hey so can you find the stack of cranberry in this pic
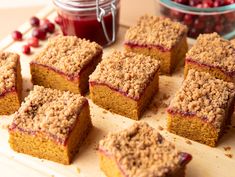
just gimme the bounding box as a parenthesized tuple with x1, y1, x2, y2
(161, 0, 235, 38)
(12, 16, 59, 55)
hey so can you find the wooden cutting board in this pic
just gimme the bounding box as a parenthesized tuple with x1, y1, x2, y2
(0, 4, 234, 177)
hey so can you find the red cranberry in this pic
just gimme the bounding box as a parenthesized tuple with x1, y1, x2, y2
(215, 24, 224, 33)
(27, 37, 39, 47)
(224, 0, 235, 5)
(189, 28, 199, 38)
(12, 31, 22, 41)
(41, 19, 50, 25)
(41, 22, 55, 34)
(30, 16, 40, 27)
(55, 16, 62, 25)
(193, 18, 204, 29)
(22, 45, 31, 54)
(189, 0, 202, 6)
(183, 14, 194, 25)
(179, 152, 192, 166)
(32, 28, 47, 40)
(174, 0, 189, 4)
(213, 0, 222, 7)
(202, 0, 214, 7)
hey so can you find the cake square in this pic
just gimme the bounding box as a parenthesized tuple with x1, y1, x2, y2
(124, 15, 188, 74)
(185, 33, 235, 83)
(98, 122, 192, 177)
(9, 86, 92, 164)
(167, 69, 235, 147)
(30, 36, 102, 95)
(89, 51, 160, 120)
(0, 52, 22, 115)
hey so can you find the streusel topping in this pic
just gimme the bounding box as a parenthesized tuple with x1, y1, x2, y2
(124, 15, 188, 50)
(32, 36, 102, 76)
(168, 69, 235, 130)
(186, 33, 235, 73)
(0, 52, 19, 94)
(99, 122, 183, 177)
(11, 86, 87, 143)
(89, 51, 160, 99)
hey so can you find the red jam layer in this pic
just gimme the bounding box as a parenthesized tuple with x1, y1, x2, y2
(186, 58, 235, 77)
(30, 51, 102, 81)
(124, 42, 170, 52)
(9, 99, 88, 146)
(58, 10, 120, 46)
(0, 87, 16, 98)
(98, 147, 192, 176)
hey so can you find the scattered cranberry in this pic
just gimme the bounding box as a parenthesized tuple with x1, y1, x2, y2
(41, 19, 50, 25)
(179, 152, 192, 166)
(22, 45, 31, 54)
(41, 22, 55, 33)
(30, 16, 40, 27)
(55, 16, 62, 25)
(32, 28, 47, 40)
(12, 31, 22, 41)
(27, 37, 39, 47)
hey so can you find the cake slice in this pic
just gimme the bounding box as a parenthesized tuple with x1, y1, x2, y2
(9, 86, 92, 164)
(167, 69, 235, 147)
(124, 15, 188, 74)
(98, 122, 192, 177)
(30, 36, 102, 95)
(89, 51, 160, 120)
(0, 52, 22, 115)
(185, 33, 235, 83)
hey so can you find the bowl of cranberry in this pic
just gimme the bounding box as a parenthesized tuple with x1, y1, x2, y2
(158, 0, 235, 39)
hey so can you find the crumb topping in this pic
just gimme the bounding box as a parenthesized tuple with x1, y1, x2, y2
(125, 15, 188, 49)
(168, 69, 235, 130)
(0, 52, 19, 94)
(186, 33, 235, 73)
(32, 36, 102, 76)
(89, 51, 160, 99)
(11, 86, 87, 142)
(99, 122, 183, 177)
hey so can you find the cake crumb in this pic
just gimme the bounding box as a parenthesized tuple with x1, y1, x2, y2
(223, 146, 231, 151)
(225, 154, 233, 158)
(102, 110, 108, 114)
(76, 167, 80, 174)
(158, 125, 164, 131)
(186, 140, 192, 145)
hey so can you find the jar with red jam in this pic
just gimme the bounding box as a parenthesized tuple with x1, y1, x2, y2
(53, 0, 120, 46)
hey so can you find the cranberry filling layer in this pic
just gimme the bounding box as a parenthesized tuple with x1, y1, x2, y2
(0, 87, 16, 98)
(124, 42, 170, 52)
(186, 58, 235, 77)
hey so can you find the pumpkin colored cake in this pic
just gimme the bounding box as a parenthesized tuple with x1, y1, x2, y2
(124, 15, 188, 74)
(0, 52, 22, 115)
(167, 69, 235, 147)
(30, 36, 102, 95)
(185, 33, 235, 83)
(9, 86, 92, 164)
(89, 51, 160, 120)
(98, 122, 192, 177)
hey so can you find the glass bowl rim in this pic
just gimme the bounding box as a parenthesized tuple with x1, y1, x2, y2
(159, 0, 235, 14)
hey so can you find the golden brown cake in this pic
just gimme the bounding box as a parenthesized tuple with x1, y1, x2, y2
(0, 52, 22, 115)
(124, 15, 188, 74)
(98, 122, 192, 177)
(89, 51, 160, 120)
(231, 39, 235, 47)
(185, 33, 235, 83)
(167, 69, 235, 147)
(30, 36, 102, 95)
(9, 86, 92, 164)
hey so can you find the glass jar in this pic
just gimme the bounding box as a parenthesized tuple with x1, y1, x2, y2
(53, 0, 120, 46)
(157, 0, 235, 39)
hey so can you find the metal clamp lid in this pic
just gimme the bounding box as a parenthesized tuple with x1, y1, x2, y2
(96, 0, 117, 46)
